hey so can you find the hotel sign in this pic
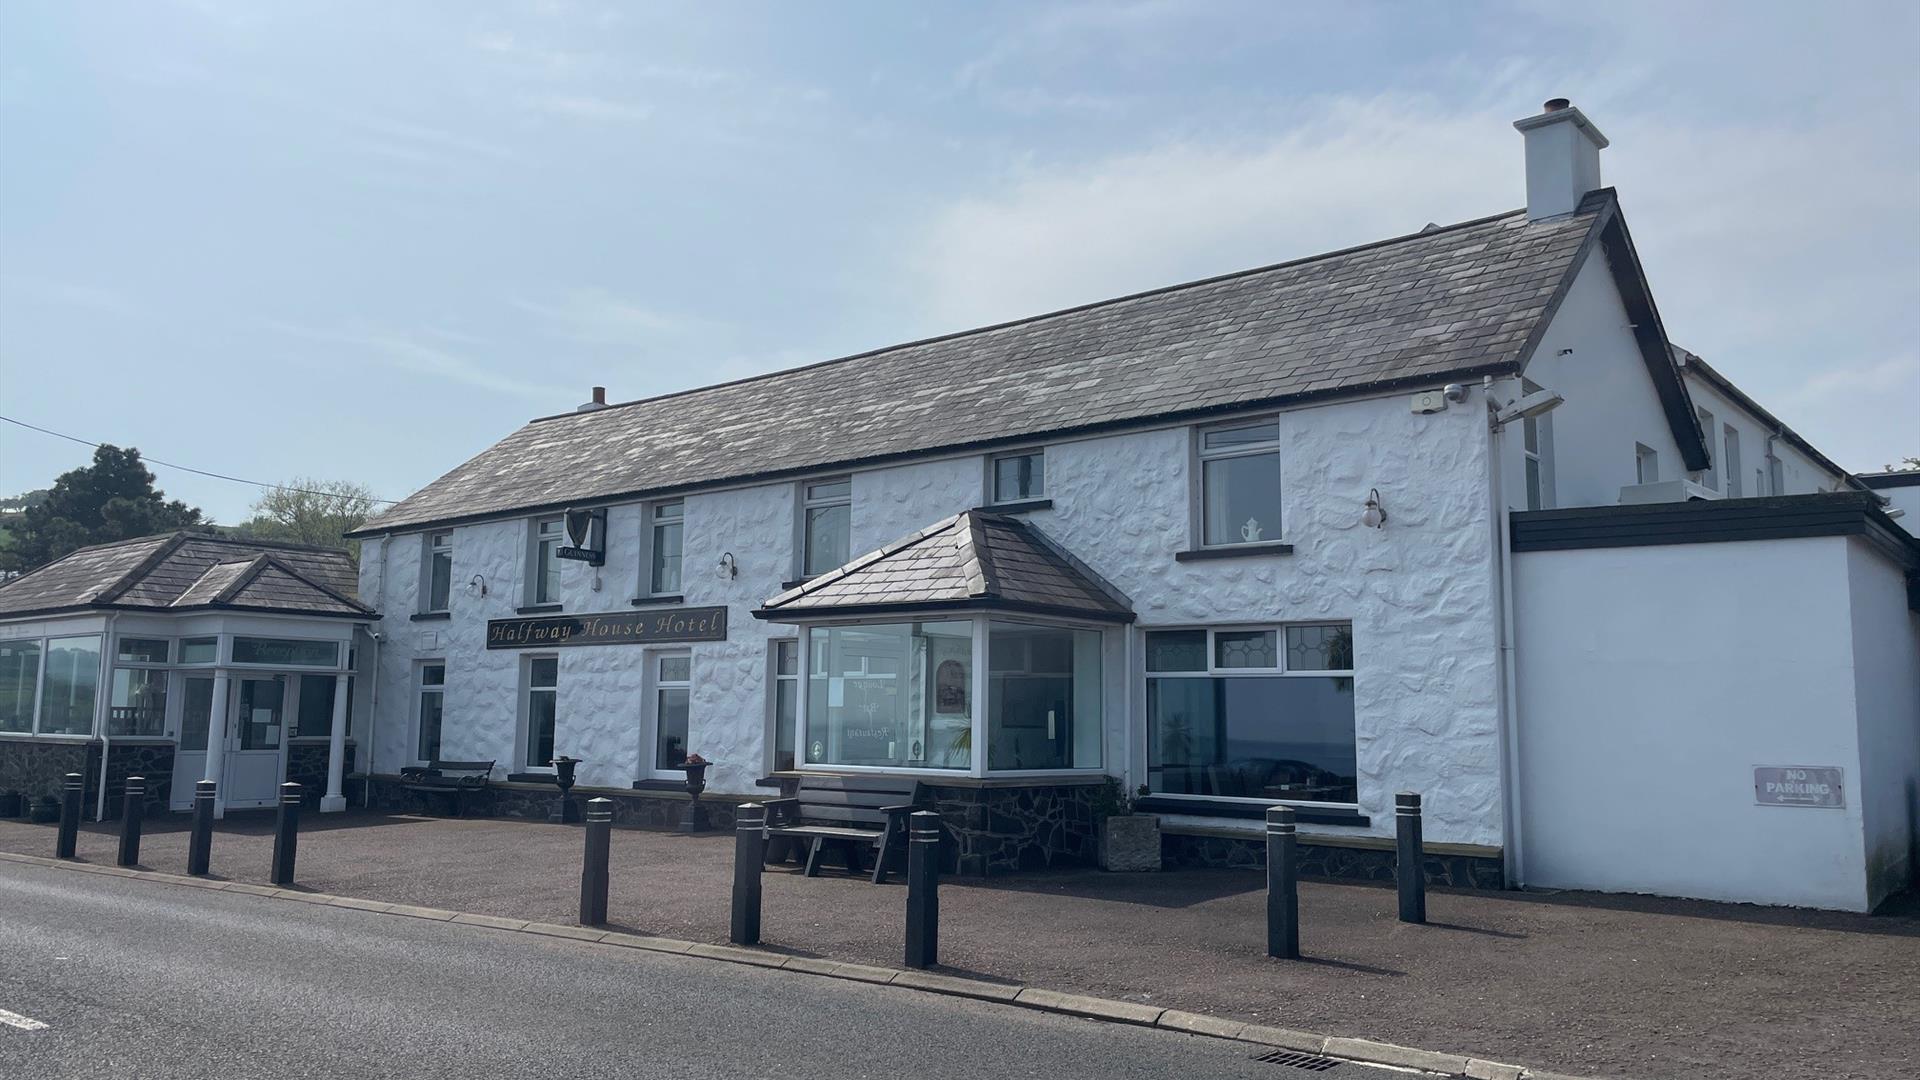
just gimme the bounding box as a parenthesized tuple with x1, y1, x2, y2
(486, 607, 728, 650)
(1753, 766, 1845, 809)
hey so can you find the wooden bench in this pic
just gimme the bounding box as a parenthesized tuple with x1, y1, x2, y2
(397, 760, 496, 817)
(763, 775, 922, 884)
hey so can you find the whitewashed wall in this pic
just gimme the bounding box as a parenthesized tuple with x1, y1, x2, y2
(1513, 536, 1885, 910)
(1845, 540, 1920, 907)
(1679, 374, 1841, 498)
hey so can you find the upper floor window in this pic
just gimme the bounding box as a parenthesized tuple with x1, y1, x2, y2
(424, 531, 453, 612)
(1198, 418, 1281, 546)
(1723, 425, 1743, 498)
(530, 516, 564, 606)
(1635, 443, 1659, 484)
(990, 450, 1045, 504)
(1695, 408, 1719, 490)
(800, 477, 851, 578)
(1521, 379, 1554, 510)
(647, 500, 685, 597)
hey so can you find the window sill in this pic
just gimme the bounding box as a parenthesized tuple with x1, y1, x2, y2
(515, 604, 563, 615)
(629, 595, 686, 608)
(409, 611, 451, 622)
(976, 498, 1053, 515)
(1173, 541, 1295, 562)
(1132, 795, 1368, 827)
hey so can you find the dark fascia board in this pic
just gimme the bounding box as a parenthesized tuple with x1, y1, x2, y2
(1511, 492, 1919, 571)
(1588, 202, 1713, 474)
(752, 596, 1135, 625)
(1678, 349, 1868, 493)
(1858, 470, 1920, 490)
(345, 359, 1521, 540)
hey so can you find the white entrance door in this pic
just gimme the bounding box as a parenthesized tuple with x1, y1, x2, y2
(225, 677, 288, 808)
(170, 676, 217, 811)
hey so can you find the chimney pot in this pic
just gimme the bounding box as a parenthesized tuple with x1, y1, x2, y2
(592, 386, 606, 405)
(1543, 97, 1570, 112)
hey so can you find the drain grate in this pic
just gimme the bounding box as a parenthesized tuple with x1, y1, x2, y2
(1252, 1048, 1343, 1071)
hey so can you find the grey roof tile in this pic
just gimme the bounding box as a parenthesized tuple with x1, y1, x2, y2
(0, 532, 372, 619)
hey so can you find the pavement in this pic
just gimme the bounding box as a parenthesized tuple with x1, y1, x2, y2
(0, 858, 1401, 1080)
(4, 810, 1917, 1080)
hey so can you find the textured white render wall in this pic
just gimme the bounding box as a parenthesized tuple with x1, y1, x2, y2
(1042, 393, 1505, 847)
(1845, 539, 1920, 906)
(1519, 253, 1684, 509)
(1514, 537, 1873, 910)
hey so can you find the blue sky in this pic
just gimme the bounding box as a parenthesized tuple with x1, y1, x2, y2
(2, 1, 1915, 522)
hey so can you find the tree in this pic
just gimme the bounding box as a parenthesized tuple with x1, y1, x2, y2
(1884, 456, 1920, 472)
(0, 446, 204, 574)
(235, 477, 379, 557)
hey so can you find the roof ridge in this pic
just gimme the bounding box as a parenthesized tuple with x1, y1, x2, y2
(210, 554, 276, 605)
(521, 206, 1532, 428)
(958, 511, 997, 599)
(249, 554, 375, 615)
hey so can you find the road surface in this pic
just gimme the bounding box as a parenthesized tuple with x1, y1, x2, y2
(0, 860, 1385, 1078)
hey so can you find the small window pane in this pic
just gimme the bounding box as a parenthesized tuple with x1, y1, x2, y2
(992, 452, 1044, 502)
(806, 479, 850, 502)
(231, 637, 339, 667)
(538, 518, 564, 537)
(1202, 452, 1282, 545)
(1524, 457, 1543, 510)
(525, 689, 556, 768)
(179, 637, 218, 665)
(178, 677, 214, 751)
(421, 663, 446, 687)
(655, 686, 690, 769)
(116, 638, 170, 664)
(530, 657, 558, 688)
(417, 688, 444, 762)
(659, 655, 691, 683)
(108, 667, 168, 736)
(1214, 630, 1277, 669)
(654, 500, 683, 522)
(295, 675, 337, 738)
(1285, 624, 1353, 671)
(651, 519, 684, 595)
(774, 639, 799, 676)
(38, 636, 101, 735)
(428, 548, 452, 611)
(1145, 630, 1208, 673)
(804, 504, 850, 576)
(0, 640, 40, 733)
(773, 680, 797, 772)
(1202, 421, 1278, 451)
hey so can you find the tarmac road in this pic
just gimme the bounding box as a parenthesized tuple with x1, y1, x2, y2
(0, 860, 1385, 1079)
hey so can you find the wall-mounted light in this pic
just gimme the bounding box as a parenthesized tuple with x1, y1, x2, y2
(466, 574, 488, 598)
(718, 552, 738, 580)
(1361, 488, 1388, 529)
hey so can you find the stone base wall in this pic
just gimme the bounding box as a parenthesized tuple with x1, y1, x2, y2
(924, 782, 1102, 877)
(287, 743, 356, 806)
(103, 742, 174, 818)
(0, 739, 173, 820)
(364, 774, 742, 831)
(1161, 831, 1504, 890)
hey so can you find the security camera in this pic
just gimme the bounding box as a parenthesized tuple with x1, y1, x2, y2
(1442, 383, 1469, 404)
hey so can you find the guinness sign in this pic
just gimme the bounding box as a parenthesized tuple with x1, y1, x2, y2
(558, 507, 606, 566)
(487, 607, 728, 650)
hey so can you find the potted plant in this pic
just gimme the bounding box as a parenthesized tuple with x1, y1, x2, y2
(1093, 777, 1161, 872)
(677, 753, 712, 833)
(549, 755, 582, 823)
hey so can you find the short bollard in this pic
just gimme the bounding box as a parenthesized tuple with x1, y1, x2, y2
(187, 780, 216, 876)
(117, 776, 147, 867)
(1395, 791, 1426, 924)
(904, 810, 941, 970)
(270, 782, 302, 886)
(579, 797, 612, 927)
(55, 772, 84, 859)
(731, 803, 766, 946)
(1266, 805, 1300, 959)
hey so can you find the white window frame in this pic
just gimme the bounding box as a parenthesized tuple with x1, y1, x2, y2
(528, 516, 565, 607)
(1520, 378, 1555, 510)
(795, 476, 852, 580)
(422, 530, 453, 613)
(0, 637, 48, 737)
(413, 661, 446, 764)
(638, 499, 686, 599)
(518, 653, 560, 773)
(766, 638, 800, 774)
(1635, 443, 1659, 485)
(1142, 622, 1358, 809)
(643, 649, 694, 779)
(33, 634, 105, 738)
(1193, 416, 1283, 549)
(1723, 424, 1743, 498)
(107, 635, 171, 738)
(986, 447, 1046, 506)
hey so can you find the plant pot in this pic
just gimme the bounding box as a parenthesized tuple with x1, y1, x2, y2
(1099, 813, 1162, 872)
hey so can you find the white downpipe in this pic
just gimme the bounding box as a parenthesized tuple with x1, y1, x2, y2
(361, 535, 389, 809)
(95, 614, 118, 822)
(1485, 375, 1527, 887)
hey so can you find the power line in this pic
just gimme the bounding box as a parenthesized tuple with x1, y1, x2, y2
(0, 413, 399, 505)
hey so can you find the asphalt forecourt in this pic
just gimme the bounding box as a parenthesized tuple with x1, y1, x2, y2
(3, 811, 1915, 1080)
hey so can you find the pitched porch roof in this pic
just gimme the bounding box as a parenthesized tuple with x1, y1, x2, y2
(0, 531, 374, 620)
(753, 512, 1133, 624)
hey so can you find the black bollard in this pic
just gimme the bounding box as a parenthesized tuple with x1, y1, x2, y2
(270, 782, 302, 886)
(1395, 791, 1426, 924)
(579, 797, 612, 927)
(730, 803, 766, 946)
(55, 772, 84, 859)
(187, 780, 216, 876)
(1266, 804, 1300, 959)
(117, 776, 146, 867)
(904, 810, 941, 970)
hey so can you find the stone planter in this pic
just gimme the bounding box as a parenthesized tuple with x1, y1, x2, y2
(1099, 813, 1162, 872)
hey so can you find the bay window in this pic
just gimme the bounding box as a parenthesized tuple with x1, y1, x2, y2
(806, 621, 972, 770)
(985, 621, 1101, 770)
(1146, 624, 1357, 805)
(1198, 418, 1282, 547)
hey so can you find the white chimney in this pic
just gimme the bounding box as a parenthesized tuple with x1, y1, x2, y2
(1513, 97, 1609, 221)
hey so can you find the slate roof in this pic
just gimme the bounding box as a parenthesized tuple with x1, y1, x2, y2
(0, 532, 374, 620)
(753, 511, 1133, 623)
(355, 191, 1621, 537)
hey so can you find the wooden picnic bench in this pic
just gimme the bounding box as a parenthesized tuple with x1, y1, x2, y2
(763, 775, 922, 884)
(397, 759, 496, 817)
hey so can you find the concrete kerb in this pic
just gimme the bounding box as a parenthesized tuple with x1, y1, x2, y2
(0, 851, 1574, 1080)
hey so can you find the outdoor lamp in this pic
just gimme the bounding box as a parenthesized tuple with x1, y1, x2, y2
(719, 552, 738, 579)
(1362, 488, 1387, 529)
(466, 574, 488, 598)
